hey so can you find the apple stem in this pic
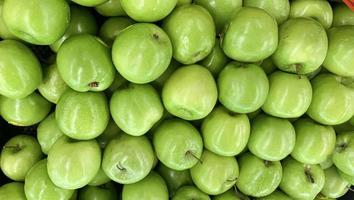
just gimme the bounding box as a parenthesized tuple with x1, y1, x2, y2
(88, 82, 99, 88)
(186, 151, 203, 164)
(116, 162, 126, 171)
(263, 160, 272, 167)
(295, 64, 302, 79)
(304, 165, 315, 184)
(3, 145, 21, 152)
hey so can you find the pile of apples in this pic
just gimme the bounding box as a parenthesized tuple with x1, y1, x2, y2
(0, 0, 354, 199)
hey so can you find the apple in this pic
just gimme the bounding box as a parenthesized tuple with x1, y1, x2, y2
(122, 171, 169, 200)
(0, 0, 16, 39)
(157, 163, 193, 195)
(332, 131, 354, 176)
(24, 159, 74, 200)
(105, 73, 128, 97)
(110, 83, 164, 136)
(0, 39, 42, 99)
(222, 7, 278, 62)
(243, 0, 290, 24)
(322, 26, 354, 77)
(291, 118, 336, 164)
(0, 182, 26, 200)
(332, 4, 354, 26)
(162, 65, 217, 120)
(255, 190, 292, 200)
(71, 0, 107, 7)
(334, 119, 354, 134)
(262, 71, 312, 118)
(248, 114, 295, 161)
(79, 182, 117, 200)
(321, 166, 350, 199)
(37, 113, 64, 154)
(96, 119, 121, 149)
(1, 135, 42, 181)
(201, 106, 250, 156)
(152, 59, 180, 89)
(95, 0, 126, 17)
(47, 136, 101, 190)
(320, 155, 334, 170)
(88, 167, 110, 186)
(163, 5, 215, 64)
(338, 170, 354, 185)
(153, 119, 203, 170)
(102, 133, 155, 184)
(190, 150, 239, 195)
(217, 62, 269, 113)
(99, 17, 134, 47)
(172, 185, 210, 200)
(280, 157, 325, 200)
(272, 18, 328, 74)
(57, 34, 115, 92)
(307, 74, 354, 125)
(177, 0, 191, 6)
(213, 189, 250, 200)
(260, 57, 276, 74)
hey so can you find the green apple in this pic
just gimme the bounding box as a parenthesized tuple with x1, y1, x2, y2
(162, 65, 217, 120)
(157, 163, 193, 195)
(248, 114, 296, 161)
(320, 155, 334, 170)
(190, 150, 239, 195)
(244, 0, 290, 24)
(110, 83, 163, 136)
(201, 106, 250, 156)
(177, 0, 191, 6)
(289, 0, 333, 29)
(262, 71, 312, 118)
(0, 40, 42, 99)
(222, 7, 278, 62)
(105, 73, 128, 97)
(88, 167, 110, 186)
(307, 74, 354, 125)
(321, 166, 350, 199)
(0, 92, 51, 126)
(163, 5, 215, 64)
(112, 23, 172, 83)
(0, 0, 16, 39)
(122, 171, 169, 200)
(332, 4, 354, 26)
(338, 170, 354, 185)
(47, 136, 101, 190)
(79, 182, 117, 200)
(2, 0, 69, 45)
(95, 0, 126, 17)
(218, 62, 269, 113)
(1, 135, 42, 181)
(280, 157, 325, 200)
(194, 0, 242, 33)
(272, 18, 328, 74)
(37, 113, 64, 154)
(0, 182, 26, 200)
(213, 189, 250, 200)
(70, 191, 77, 200)
(57, 34, 115, 92)
(260, 57, 276, 74)
(102, 133, 155, 184)
(172, 185, 210, 200)
(332, 131, 354, 176)
(71, 0, 107, 7)
(315, 194, 335, 200)
(152, 59, 180, 89)
(96, 119, 121, 149)
(291, 118, 336, 164)
(120, 0, 176, 22)
(99, 17, 134, 46)
(50, 5, 98, 52)
(255, 190, 292, 200)
(236, 152, 282, 197)
(25, 159, 74, 200)
(322, 26, 354, 77)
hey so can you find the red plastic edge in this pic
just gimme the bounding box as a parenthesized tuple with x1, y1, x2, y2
(343, 0, 354, 11)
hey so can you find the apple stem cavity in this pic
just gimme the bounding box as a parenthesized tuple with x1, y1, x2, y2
(336, 143, 348, 153)
(3, 144, 22, 152)
(263, 160, 272, 167)
(185, 150, 203, 164)
(295, 64, 302, 79)
(304, 165, 315, 184)
(88, 82, 99, 88)
(116, 162, 126, 171)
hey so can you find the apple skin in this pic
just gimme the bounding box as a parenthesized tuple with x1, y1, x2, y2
(338, 170, 354, 185)
(99, 17, 134, 47)
(213, 189, 250, 200)
(0, 40, 42, 99)
(172, 185, 210, 200)
(152, 59, 180, 89)
(217, 62, 269, 113)
(243, 0, 290, 24)
(177, 0, 191, 6)
(291, 118, 336, 165)
(71, 0, 107, 7)
(0, 182, 26, 200)
(260, 57, 276, 75)
(162, 65, 218, 120)
(280, 157, 325, 200)
(332, 4, 354, 26)
(153, 119, 203, 170)
(0, 0, 16, 39)
(24, 159, 74, 200)
(95, 0, 126, 17)
(201, 106, 250, 156)
(307, 74, 354, 125)
(163, 5, 215, 64)
(96, 119, 121, 149)
(248, 114, 296, 161)
(102, 133, 155, 184)
(332, 131, 354, 176)
(190, 150, 239, 195)
(1, 135, 42, 181)
(320, 155, 334, 170)
(47, 136, 101, 190)
(122, 171, 169, 200)
(321, 166, 350, 199)
(88, 167, 110, 186)
(37, 113, 64, 155)
(262, 71, 312, 118)
(255, 190, 292, 200)
(222, 7, 278, 63)
(272, 18, 328, 74)
(79, 182, 117, 200)
(322, 26, 354, 77)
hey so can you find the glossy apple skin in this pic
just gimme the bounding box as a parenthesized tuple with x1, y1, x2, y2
(262, 71, 312, 118)
(322, 26, 354, 77)
(280, 157, 325, 200)
(332, 131, 354, 176)
(218, 63, 269, 113)
(99, 17, 134, 47)
(102, 133, 155, 184)
(0, 182, 26, 200)
(0, 92, 51, 126)
(96, 119, 121, 149)
(291, 118, 336, 165)
(255, 190, 292, 200)
(321, 166, 350, 199)
(122, 171, 169, 200)
(0, 0, 16, 39)
(172, 185, 210, 200)
(213, 189, 250, 200)
(88, 167, 111, 186)
(0, 40, 42, 99)
(201, 106, 250, 156)
(163, 5, 215, 64)
(244, 0, 290, 24)
(37, 113, 64, 154)
(190, 150, 239, 195)
(95, 0, 126, 17)
(79, 182, 117, 200)
(332, 4, 354, 26)
(71, 0, 107, 7)
(25, 159, 74, 200)
(162, 65, 217, 120)
(248, 114, 296, 161)
(338, 170, 354, 185)
(2, 0, 69, 45)
(307, 74, 354, 125)
(57, 34, 115, 92)
(272, 18, 328, 74)
(1, 135, 42, 181)
(56, 89, 109, 140)
(157, 163, 193, 195)
(47, 136, 101, 190)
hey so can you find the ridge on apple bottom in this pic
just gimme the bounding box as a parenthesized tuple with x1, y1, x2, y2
(0, 0, 354, 200)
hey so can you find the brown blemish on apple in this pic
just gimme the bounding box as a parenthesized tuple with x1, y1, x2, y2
(152, 33, 159, 40)
(88, 82, 99, 88)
